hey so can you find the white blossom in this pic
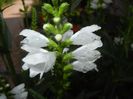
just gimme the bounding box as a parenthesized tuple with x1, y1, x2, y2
(72, 45, 101, 62)
(0, 94, 7, 99)
(72, 61, 98, 73)
(70, 25, 101, 45)
(20, 29, 56, 79)
(20, 29, 49, 47)
(20, 24, 102, 76)
(66, 25, 102, 73)
(10, 83, 28, 99)
(22, 51, 56, 78)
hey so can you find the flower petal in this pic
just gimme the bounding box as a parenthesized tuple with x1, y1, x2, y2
(70, 25, 101, 45)
(22, 52, 56, 78)
(13, 92, 28, 99)
(0, 94, 7, 99)
(21, 44, 48, 53)
(10, 83, 25, 94)
(20, 29, 49, 47)
(72, 61, 98, 73)
(72, 43, 101, 62)
(22, 52, 51, 65)
(62, 30, 73, 41)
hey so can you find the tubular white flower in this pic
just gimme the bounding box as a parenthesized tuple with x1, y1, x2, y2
(22, 52, 56, 78)
(70, 25, 101, 45)
(21, 44, 48, 54)
(72, 61, 98, 73)
(20, 29, 49, 47)
(72, 44, 101, 62)
(0, 94, 7, 99)
(10, 83, 28, 99)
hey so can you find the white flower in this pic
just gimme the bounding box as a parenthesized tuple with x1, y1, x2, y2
(20, 29, 56, 79)
(0, 94, 7, 99)
(72, 44, 101, 62)
(22, 51, 56, 78)
(10, 83, 28, 99)
(62, 25, 102, 73)
(70, 25, 101, 45)
(72, 61, 98, 73)
(20, 29, 49, 47)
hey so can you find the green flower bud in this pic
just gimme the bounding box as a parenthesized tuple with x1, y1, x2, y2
(55, 34, 62, 41)
(42, 3, 53, 14)
(5, 84, 10, 88)
(63, 53, 73, 62)
(61, 39, 72, 47)
(58, 2, 69, 16)
(43, 23, 57, 34)
(0, 87, 3, 91)
(62, 23, 73, 34)
(48, 39, 60, 51)
(53, 17, 61, 24)
(63, 64, 73, 72)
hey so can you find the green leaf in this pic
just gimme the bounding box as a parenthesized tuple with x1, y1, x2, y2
(29, 89, 47, 99)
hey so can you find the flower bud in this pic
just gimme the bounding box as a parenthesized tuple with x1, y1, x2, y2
(53, 17, 61, 24)
(42, 3, 53, 14)
(63, 53, 73, 62)
(63, 64, 73, 72)
(58, 2, 69, 16)
(62, 23, 73, 34)
(43, 23, 56, 34)
(55, 34, 62, 41)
